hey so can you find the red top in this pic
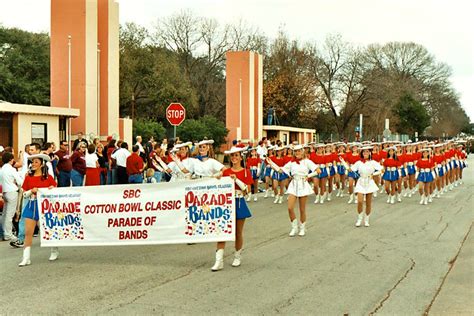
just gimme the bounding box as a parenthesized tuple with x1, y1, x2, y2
(383, 158, 399, 168)
(324, 153, 337, 164)
(432, 154, 445, 165)
(55, 149, 72, 172)
(309, 153, 325, 164)
(416, 159, 434, 169)
(126, 153, 144, 175)
(223, 168, 253, 191)
(283, 156, 292, 164)
(345, 154, 360, 165)
(71, 150, 86, 175)
(380, 150, 388, 159)
(404, 153, 414, 162)
(271, 156, 287, 167)
(372, 152, 381, 162)
(246, 157, 260, 168)
(414, 152, 422, 160)
(397, 154, 406, 166)
(22, 174, 57, 191)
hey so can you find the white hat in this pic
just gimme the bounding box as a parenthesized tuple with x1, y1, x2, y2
(267, 145, 275, 150)
(224, 146, 247, 155)
(360, 146, 374, 151)
(195, 139, 214, 146)
(28, 153, 51, 162)
(0, 145, 4, 152)
(419, 147, 432, 152)
(274, 146, 285, 151)
(314, 143, 325, 148)
(171, 141, 192, 152)
(292, 144, 304, 151)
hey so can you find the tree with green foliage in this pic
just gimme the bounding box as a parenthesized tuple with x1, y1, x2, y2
(133, 118, 165, 141)
(176, 115, 228, 148)
(0, 26, 50, 105)
(393, 93, 430, 135)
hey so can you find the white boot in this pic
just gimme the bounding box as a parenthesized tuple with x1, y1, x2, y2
(428, 195, 433, 203)
(246, 192, 252, 202)
(423, 196, 428, 205)
(327, 192, 332, 201)
(254, 195, 258, 202)
(386, 196, 391, 204)
(436, 191, 440, 198)
(339, 189, 344, 198)
(314, 194, 320, 204)
(211, 249, 224, 271)
(364, 214, 370, 227)
(298, 222, 306, 236)
(390, 195, 395, 204)
(18, 246, 31, 267)
(336, 189, 341, 197)
(232, 249, 242, 267)
(49, 247, 59, 261)
(271, 190, 275, 198)
(348, 193, 354, 204)
(273, 194, 280, 204)
(264, 189, 269, 198)
(419, 196, 424, 205)
(379, 186, 384, 194)
(289, 219, 299, 237)
(320, 192, 327, 204)
(373, 190, 377, 198)
(278, 195, 283, 204)
(403, 190, 408, 197)
(355, 213, 364, 227)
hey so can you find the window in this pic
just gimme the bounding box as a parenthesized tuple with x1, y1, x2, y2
(0, 113, 13, 147)
(31, 123, 47, 145)
(59, 118, 67, 142)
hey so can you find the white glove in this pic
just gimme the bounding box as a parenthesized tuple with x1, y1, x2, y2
(431, 171, 436, 179)
(235, 178, 247, 192)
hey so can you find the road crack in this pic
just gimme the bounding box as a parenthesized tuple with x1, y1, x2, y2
(369, 258, 416, 315)
(423, 222, 473, 316)
(356, 243, 371, 262)
(435, 223, 449, 241)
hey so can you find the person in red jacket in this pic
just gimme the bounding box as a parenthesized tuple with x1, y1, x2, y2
(271, 147, 289, 204)
(395, 145, 406, 202)
(126, 145, 144, 183)
(335, 143, 347, 198)
(416, 148, 435, 205)
(432, 144, 445, 197)
(324, 144, 337, 202)
(345, 144, 361, 204)
(309, 144, 326, 204)
(211, 146, 253, 271)
(371, 143, 382, 197)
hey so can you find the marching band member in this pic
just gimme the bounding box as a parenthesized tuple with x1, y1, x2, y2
(457, 142, 467, 184)
(335, 143, 347, 198)
(19, 154, 58, 267)
(267, 145, 321, 237)
(433, 144, 445, 198)
(371, 143, 382, 198)
(405, 143, 417, 197)
(395, 145, 406, 202)
(167, 142, 195, 182)
(346, 144, 361, 204)
(211, 147, 252, 271)
(324, 144, 337, 202)
(342, 146, 382, 227)
(191, 139, 225, 179)
(309, 144, 327, 204)
(263, 146, 275, 198)
(245, 147, 261, 202)
(416, 148, 435, 205)
(271, 146, 289, 204)
(382, 146, 400, 204)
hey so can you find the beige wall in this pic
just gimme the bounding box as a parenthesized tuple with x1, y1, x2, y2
(14, 114, 60, 152)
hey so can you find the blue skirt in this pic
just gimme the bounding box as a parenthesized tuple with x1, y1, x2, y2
(382, 170, 399, 181)
(452, 160, 458, 169)
(461, 161, 466, 169)
(317, 168, 328, 179)
(236, 197, 252, 220)
(264, 167, 272, 177)
(348, 170, 360, 180)
(337, 165, 346, 175)
(401, 168, 407, 177)
(437, 167, 445, 177)
(272, 171, 289, 181)
(23, 199, 39, 221)
(407, 165, 416, 175)
(417, 171, 434, 183)
(329, 166, 336, 176)
(250, 169, 259, 180)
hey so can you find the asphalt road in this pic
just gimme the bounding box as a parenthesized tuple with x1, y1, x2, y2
(1, 158, 473, 315)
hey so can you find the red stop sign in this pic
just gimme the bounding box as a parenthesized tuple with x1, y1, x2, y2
(166, 103, 186, 126)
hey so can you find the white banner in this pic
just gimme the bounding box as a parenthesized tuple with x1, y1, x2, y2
(37, 178, 236, 247)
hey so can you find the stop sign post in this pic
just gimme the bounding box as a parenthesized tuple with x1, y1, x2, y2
(166, 103, 186, 139)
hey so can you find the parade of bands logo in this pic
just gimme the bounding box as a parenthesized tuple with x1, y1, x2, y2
(184, 184, 234, 236)
(40, 195, 84, 240)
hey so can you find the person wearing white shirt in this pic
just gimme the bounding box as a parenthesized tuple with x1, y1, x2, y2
(1, 152, 24, 242)
(135, 136, 145, 153)
(256, 141, 268, 181)
(111, 142, 131, 184)
(191, 139, 225, 178)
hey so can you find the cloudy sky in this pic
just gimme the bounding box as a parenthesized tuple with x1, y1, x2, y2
(1, 0, 473, 120)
